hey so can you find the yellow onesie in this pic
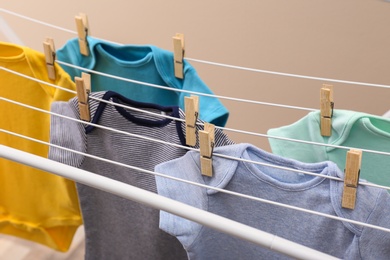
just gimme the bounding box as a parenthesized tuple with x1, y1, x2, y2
(0, 42, 82, 252)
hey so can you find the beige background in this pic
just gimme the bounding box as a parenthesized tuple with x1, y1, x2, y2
(1, 1, 390, 150)
(0, 1, 390, 258)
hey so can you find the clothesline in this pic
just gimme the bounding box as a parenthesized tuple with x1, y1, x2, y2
(2, 6, 390, 196)
(3, 65, 390, 162)
(2, 93, 390, 193)
(0, 144, 340, 260)
(1, 128, 390, 236)
(1, 7, 389, 90)
(56, 60, 315, 112)
(1, 7, 390, 259)
(0, 98, 333, 182)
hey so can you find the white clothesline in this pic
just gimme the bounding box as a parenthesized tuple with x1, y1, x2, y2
(1, 129, 390, 236)
(56, 60, 315, 112)
(3, 65, 390, 164)
(0, 144, 339, 260)
(0, 7, 388, 258)
(2, 94, 390, 193)
(0, 7, 389, 90)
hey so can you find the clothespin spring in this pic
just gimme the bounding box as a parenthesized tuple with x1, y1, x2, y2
(201, 140, 215, 160)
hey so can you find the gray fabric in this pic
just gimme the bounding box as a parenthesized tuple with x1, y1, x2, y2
(156, 143, 390, 260)
(49, 91, 234, 260)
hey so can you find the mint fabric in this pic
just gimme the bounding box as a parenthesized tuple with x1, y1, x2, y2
(268, 110, 390, 190)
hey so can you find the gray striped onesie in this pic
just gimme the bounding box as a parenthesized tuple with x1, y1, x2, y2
(49, 91, 234, 260)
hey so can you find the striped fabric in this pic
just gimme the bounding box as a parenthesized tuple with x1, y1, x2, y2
(49, 91, 234, 260)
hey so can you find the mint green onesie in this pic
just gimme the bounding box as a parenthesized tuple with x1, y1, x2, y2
(268, 110, 390, 190)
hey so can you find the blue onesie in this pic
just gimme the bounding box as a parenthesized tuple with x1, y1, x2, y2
(56, 37, 229, 126)
(155, 143, 390, 259)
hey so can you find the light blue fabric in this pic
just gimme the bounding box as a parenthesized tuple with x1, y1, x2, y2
(155, 143, 390, 259)
(267, 109, 390, 191)
(56, 37, 229, 126)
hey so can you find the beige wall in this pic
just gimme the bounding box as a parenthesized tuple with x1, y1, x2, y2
(1, 1, 390, 151)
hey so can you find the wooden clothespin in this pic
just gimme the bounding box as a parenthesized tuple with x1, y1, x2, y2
(184, 95, 199, 146)
(173, 33, 185, 79)
(81, 72, 91, 94)
(320, 84, 334, 136)
(75, 75, 90, 121)
(199, 123, 215, 177)
(75, 13, 90, 56)
(43, 37, 56, 80)
(341, 149, 362, 210)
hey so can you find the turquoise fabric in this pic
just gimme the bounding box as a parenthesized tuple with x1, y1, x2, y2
(56, 37, 229, 126)
(268, 110, 390, 190)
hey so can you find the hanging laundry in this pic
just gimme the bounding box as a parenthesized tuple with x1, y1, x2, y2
(48, 90, 234, 260)
(0, 42, 82, 251)
(155, 143, 390, 259)
(267, 110, 390, 191)
(56, 37, 229, 127)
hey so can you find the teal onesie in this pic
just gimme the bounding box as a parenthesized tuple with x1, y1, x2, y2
(56, 37, 229, 126)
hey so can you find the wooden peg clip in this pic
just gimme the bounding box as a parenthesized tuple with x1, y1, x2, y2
(320, 84, 334, 136)
(43, 37, 56, 80)
(75, 76, 90, 121)
(81, 72, 91, 94)
(173, 33, 185, 79)
(199, 123, 215, 177)
(184, 95, 199, 146)
(341, 149, 362, 210)
(75, 13, 90, 56)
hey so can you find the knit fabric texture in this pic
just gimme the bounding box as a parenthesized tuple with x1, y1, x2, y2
(155, 143, 390, 259)
(49, 91, 234, 260)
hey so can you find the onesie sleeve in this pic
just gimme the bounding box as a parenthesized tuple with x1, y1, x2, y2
(56, 37, 100, 82)
(48, 100, 86, 168)
(56, 38, 83, 80)
(155, 151, 207, 249)
(358, 189, 390, 259)
(153, 46, 229, 127)
(51, 66, 77, 102)
(180, 65, 229, 127)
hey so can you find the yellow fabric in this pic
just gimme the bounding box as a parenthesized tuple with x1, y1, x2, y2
(0, 42, 82, 252)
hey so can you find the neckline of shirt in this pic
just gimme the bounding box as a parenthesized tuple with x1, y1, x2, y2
(95, 43, 154, 68)
(310, 110, 390, 152)
(0, 42, 26, 62)
(85, 91, 180, 134)
(241, 144, 333, 191)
